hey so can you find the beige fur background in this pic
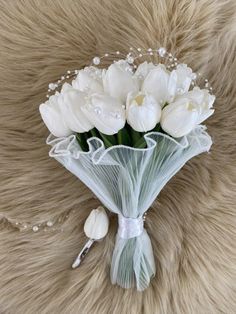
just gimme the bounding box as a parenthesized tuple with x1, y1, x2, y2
(0, 0, 236, 313)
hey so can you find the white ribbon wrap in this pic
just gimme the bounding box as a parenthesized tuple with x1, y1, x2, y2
(118, 215, 144, 239)
(47, 126, 212, 291)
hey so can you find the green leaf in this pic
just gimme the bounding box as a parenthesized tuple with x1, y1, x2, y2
(99, 132, 117, 148)
(76, 133, 89, 151)
(152, 123, 161, 132)
(134, 135, 147, 148)
(117, 128, 131, 146)
(90, 128, 100, 139)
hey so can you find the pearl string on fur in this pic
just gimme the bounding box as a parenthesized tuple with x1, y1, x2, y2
(46, 46, 213, 99)
(0, 210, 75, 232)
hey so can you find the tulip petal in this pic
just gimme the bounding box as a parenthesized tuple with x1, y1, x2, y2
(39, 94, 72, 138)
(59, 89, 94, 133)
(126, 92, 162, 132)
(72, 67, 103, 94)
(161, 98, 199, 137)
(142, 65, 170, 106)
(103, 60, 139, 103)
(82, 94, 126, 135)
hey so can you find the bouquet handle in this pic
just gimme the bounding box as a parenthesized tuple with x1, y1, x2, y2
(110, 215, 155, 291)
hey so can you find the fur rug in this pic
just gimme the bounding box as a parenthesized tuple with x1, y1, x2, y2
(0, 0, 236, 313)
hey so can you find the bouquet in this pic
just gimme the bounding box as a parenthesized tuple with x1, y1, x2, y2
(39, 47, 215, 291)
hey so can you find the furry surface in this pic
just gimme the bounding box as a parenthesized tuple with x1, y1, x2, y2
(0, 0, 236, 313)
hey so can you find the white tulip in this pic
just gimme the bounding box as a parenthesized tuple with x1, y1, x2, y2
(126, 91, 162, 132)
(58, 88, 94, 133)
(84, 206, 109, 240)
(103, 60, 139, 103)
(142, 64, 170, 107)
(82, 93, 126, 135)
(39, 93, 72, 137)
(160, 97, 199, 138)
(168, 64, 193, 99)
(72, 66, 103, 94)
(134, 61, 156, 86)
(186, 87, 215, 124)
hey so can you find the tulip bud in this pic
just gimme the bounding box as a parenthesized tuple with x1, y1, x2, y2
(72, 67, 103, 94)
(160, 97, 199, 137)
(168, 64, 193, 99)
(58, 89, 94, 133)
(126, 91, 161, 132)
(187, 87, 215, 124)
(39, 93, 72, 138)
(82, 93, 126, 135)
(103, 60, 139, 103)
(84, 206, 109, 240)
(141, 65, 170, 107)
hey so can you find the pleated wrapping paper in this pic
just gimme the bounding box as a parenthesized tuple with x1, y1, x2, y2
(47, 125, 212, 291)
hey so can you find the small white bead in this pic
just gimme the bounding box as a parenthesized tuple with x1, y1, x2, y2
(94, 107, 101, 115)
(105, 53, 109, 57)
(158, 47, 166, 57)
(46, 221, 53, 227)
(148, 48, 152, 52)
(49, 83, 56, 90)
(61, 76, 65, 80)
(116, 51, 120, 55)
(93, 57, 100, 65)
(32, 226, 39, 232)
(126, 56, 134, 64)
(177, 87, 184, 94)
(191, 73, 197, 80)
(67, 70, 71, 74)
(139, 54, 142, 57)
(129, 47, 133, 51)
(137, 48, 141, 51)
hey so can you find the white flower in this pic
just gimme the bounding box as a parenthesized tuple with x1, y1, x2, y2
(134, 61, 156, 86)
(142, 64, 193, 106)
(103, 60, 139, 103)
(84, 206, 109, 240)
(82, 93, 126, 135)
(168, 64, 193, 100)
(72, 66, 103, 94)
(126, 91, 161, 132)
(160, 97, 199, 137)
(39, 93, 72, 137)
(142, 64, 170, 107)
(186, 87, 215, 124)
(58, 88, 94, 133)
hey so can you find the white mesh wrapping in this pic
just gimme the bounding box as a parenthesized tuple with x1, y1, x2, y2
(47, 126, 212, 291)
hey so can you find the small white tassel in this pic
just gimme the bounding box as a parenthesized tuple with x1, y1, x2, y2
(72, 206, 109, 269)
